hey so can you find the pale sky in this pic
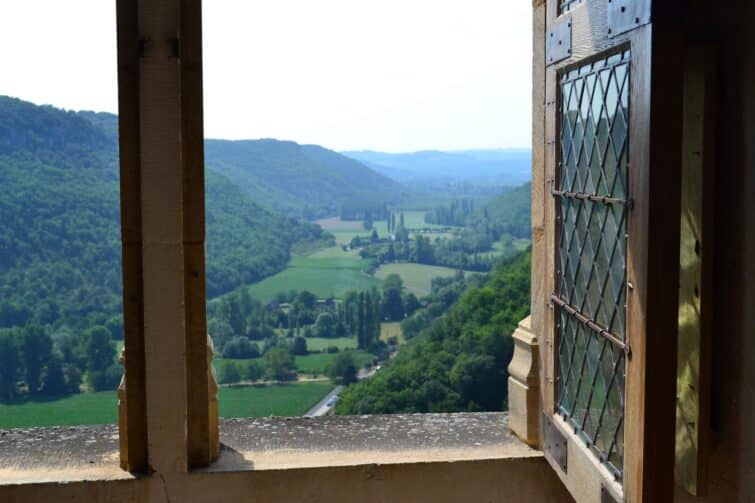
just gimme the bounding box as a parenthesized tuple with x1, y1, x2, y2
(0, 1, 531, 152)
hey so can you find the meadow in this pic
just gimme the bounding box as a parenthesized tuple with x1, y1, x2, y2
(375, 263, 475, 297)
(245, 246, 379, 301)
(294, 350, 375, 375)
(379, 322, 405, 345)
(315, 217, 389, 245)
(304, 336, 358, 352)
(0, 382, 333, 428)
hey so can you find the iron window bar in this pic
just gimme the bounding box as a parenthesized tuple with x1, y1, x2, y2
(551, 188, 632, 208)
(551, 294, 627, 352)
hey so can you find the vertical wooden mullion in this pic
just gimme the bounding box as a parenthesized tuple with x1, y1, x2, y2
(180, 0, 213, 468)
(138, 0, 189, 473)
(624, 13, 684, 501)
(116, 0, 149, 474)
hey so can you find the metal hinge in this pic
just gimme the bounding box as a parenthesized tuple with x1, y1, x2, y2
(543, 414, 568, 473)
(607, 0, 651, 37)
(546, 15, 572, 65)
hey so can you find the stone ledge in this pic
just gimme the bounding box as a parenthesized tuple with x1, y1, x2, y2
(0, 413, 540, 484)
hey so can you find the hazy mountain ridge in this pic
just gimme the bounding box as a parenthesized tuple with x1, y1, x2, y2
(343, 149, 532, 186)
(205, 139, 409, 220)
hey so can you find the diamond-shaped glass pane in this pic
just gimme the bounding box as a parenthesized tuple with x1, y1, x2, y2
(555, 49, 630, 480)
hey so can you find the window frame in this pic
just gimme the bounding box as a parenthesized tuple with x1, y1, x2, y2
(537, 0, 684, 501)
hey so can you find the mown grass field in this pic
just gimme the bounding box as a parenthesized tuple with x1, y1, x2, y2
(218, 382, 333, 418)
(379, 322, 405, 345)
(294, 350, 375, 375)
(304, 336, 358, 352)
(317, 219, 390, 245)
(375, 263, 474, 297)
(0, 382, 333, 429)
(246, 247, 379, 301)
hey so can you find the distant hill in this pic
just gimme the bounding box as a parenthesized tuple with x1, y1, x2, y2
(478, 182, 532, 239)
(205, 140, 409, 220)
(342, 149, 532, 186)
(0, 96, 330, 331)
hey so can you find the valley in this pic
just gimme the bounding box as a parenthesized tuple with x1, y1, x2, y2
(0, 96, 533, 427)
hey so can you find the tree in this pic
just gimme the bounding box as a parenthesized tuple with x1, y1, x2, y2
(404, 293, 421, 317)
(395, 224, 409, 243)
(244, 360, 264, 382)
(41, 355, 68, 396)
(291, 336, 308, 355)
(385, 243, 396, 262)
(0, 331, 20, 400)
(381, 288, 405, 322)
(218, 361, 241, 384)
(296, 290, 317, 310)
(89, 364, 122, 391)
(222, 337, 260, 359)
(21, 324, 53, 394)
(227, 298, 245, 336)
(264, 347, 295, 381)
(382, 274, 403, 292)
(370, 229, 379, 243)
(314, 312, 336, 338)
(357, 292, 367, 349)
(326, 352, 358, 384)
(85, 326, 116, 373)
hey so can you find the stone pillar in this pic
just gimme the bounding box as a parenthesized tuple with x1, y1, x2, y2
(208, 335, 219, 461)
(507, 316, 541, 448)
(117, 348, 130, 470)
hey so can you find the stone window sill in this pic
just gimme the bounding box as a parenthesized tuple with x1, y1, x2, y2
(0, 412, 539, 485)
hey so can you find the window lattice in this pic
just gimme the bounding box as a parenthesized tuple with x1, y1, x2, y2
(559, 0, 583, 14)
(555, 49, 630, 480)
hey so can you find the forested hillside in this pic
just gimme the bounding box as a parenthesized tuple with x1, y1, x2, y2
(477, 182, 532, 239)
(0, 96, 330, 331)
(205, 140, 409, 220)
(336, 250, 530, 414)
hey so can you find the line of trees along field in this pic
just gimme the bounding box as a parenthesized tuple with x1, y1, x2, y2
(206, 272, 422, 381)
(351, 185, 532, 273)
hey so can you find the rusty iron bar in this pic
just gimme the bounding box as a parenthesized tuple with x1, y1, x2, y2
(551, 188, 629, 206)
(551, 294, 627, 351)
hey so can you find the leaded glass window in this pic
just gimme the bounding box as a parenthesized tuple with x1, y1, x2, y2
(554, 49, 630, 480)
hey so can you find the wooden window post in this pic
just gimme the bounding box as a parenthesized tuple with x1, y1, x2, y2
(116, 0, 217, 473)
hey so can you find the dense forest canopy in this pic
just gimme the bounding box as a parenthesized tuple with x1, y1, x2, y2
(0, 96, 330, 332)
(336, 250, 530, 414)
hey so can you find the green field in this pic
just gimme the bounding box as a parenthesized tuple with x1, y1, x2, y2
(0, 382, 333, 428)
(304, 336, 358, 352)
(375, 263, 475, 297)
(246, 247, 379, 301)
(218, 382, 333, 418)
(316, 218, 390, 245)
(294, 350, 375, 375)
(379, 322, 405, 345)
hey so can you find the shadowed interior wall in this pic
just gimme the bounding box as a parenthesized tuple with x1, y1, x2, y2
(676, 0, 755, 500)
